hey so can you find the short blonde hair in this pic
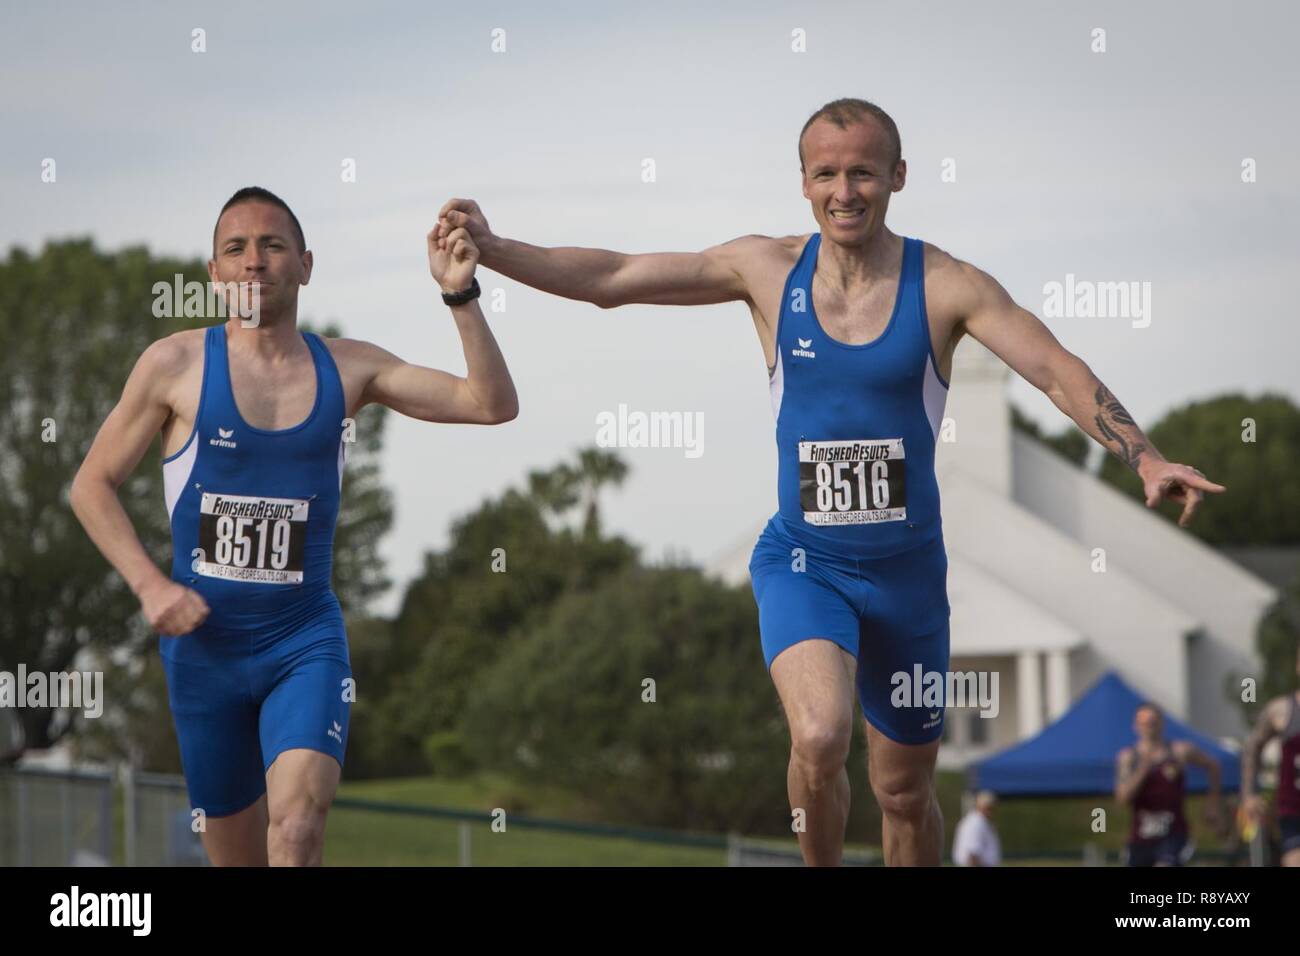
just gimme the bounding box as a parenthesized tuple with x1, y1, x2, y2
(798, 98, 902, 171)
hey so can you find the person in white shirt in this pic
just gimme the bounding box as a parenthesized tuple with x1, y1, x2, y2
(952, 791, 1001, 866)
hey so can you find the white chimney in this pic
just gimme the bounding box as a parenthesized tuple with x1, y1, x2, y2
(935, 339, 1012, 498)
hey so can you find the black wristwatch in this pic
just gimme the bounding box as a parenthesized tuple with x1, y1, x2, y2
(441, 277, 481, 306)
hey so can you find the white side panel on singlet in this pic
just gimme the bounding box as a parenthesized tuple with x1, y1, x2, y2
(769, 350, 785, 421)
(337, 435, 347, 491)
(163, 436, 200, 521)
(922, 354, 948, 441)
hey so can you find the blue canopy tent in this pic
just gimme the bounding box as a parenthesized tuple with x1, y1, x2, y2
(970, 671, 1241, 796)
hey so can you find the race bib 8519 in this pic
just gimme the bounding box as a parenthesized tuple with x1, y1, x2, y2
(196, 492, 308, 584)
(798, 438, 907, 525)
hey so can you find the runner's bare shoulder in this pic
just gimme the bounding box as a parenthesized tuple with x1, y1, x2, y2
(139, 328, 205, 402)
(736, 233, 806, 267)
(720, 233, 808, 298)
(313, 334, 395, 374)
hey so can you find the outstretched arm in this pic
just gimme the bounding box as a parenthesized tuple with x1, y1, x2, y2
(436, 198, 755, 309)
(950, 257, 1225, 527)
(348, 224, 518, 425)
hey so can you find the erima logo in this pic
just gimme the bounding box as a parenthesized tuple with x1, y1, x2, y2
(792, 337, 816, 359)
(327, 721, 343, 743)
(209, 427, 237, 449)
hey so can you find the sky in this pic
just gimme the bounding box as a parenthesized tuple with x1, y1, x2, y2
(3, 0, 1296, 616)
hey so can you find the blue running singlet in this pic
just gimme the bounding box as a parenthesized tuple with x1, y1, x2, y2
(750, 235, 953, 743)
(158, 324, 352, 816)
(770, 233, 949, 557)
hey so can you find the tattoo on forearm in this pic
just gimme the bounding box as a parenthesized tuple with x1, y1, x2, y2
(1093, 383, 1148, 470)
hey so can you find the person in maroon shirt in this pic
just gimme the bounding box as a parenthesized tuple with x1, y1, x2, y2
(1114, 703, 1223, 866)
(1242, 644, 1300, 866)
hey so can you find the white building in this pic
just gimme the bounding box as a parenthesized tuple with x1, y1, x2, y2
(709, 341, 1279, 768)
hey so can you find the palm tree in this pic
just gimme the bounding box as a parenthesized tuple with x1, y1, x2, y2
(574, 448, 628, 540)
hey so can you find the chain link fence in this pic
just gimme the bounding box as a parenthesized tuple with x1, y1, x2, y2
(0, 766, 113, 866)
(11, 764, 1258, 866)
(124, 770, 208, 866)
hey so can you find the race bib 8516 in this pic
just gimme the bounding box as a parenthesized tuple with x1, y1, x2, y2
(196, 492, 308, 584)
(798, 438, 907, 525)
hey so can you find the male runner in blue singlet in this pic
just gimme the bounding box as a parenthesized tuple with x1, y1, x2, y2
(436, 99, 1224, 866)
(71, 187, 517, 865)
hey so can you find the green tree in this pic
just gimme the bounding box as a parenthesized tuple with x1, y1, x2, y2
(459, 564, 791, 833)
(574, 447, 629, 539)
(0, 240, 191, 754)
(349, 451, 637, 778)
(1232, 571, 1300, 726)
(1097, 393, 1300, 545)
